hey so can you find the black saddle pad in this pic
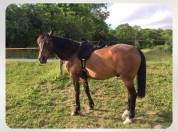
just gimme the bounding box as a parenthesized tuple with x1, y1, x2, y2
(78, 41, 95, 60)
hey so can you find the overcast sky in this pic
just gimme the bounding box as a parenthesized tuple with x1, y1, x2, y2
(105, 3, 172, 29)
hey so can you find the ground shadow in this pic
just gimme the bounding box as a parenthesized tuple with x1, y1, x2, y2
(134, 110, 172, 128)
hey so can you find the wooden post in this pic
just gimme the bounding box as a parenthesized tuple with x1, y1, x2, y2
(6, 48, 39, 51)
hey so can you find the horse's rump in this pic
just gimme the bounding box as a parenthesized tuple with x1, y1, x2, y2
(85, 44, 141, 80)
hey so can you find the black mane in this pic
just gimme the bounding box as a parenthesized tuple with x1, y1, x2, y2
(51, 36, 80, 60)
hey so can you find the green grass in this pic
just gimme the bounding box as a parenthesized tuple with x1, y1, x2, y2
(6, 47, 172, 128)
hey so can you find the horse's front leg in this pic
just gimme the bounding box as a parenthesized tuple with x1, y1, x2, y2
(59, 60, 63, 80)
(71, 77, 81, 116)
(81, 77, 94, 110)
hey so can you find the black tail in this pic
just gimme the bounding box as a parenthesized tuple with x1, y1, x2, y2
(137, 49, 146, 98)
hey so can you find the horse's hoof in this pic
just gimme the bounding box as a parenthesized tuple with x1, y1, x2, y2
(89, 102, 94, 110)
(123, 117, 133, 125)
(121, 109, 130, 120)
(88, 107, 94, 110)
(71, 110, 81, 116)
(89, 105, 94, 110)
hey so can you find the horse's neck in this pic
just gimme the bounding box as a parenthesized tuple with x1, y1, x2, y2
(52, 37, 79, 60)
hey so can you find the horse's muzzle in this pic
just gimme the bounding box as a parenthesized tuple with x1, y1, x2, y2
(39, 56, 47, 64)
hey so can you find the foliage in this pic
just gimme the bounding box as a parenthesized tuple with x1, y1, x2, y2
(6, 3, 109, 47)
(115, 24, 135, 44)
(6, 4, 172, 49)
(112, 24, 172, 48)
(6, 47, 172, 128)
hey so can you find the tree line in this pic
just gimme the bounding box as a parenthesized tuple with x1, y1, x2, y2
(6, 3, 172, 49)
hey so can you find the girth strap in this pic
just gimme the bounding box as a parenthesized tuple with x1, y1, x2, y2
(78, 41, 94, 79)
(81, 58, 86, 69)
(80, 58, 87, 79)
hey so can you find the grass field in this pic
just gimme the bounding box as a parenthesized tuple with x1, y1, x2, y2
(6, 47, 172, 128)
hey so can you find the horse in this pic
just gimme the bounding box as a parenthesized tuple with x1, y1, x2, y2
(36, 31, 146, 125)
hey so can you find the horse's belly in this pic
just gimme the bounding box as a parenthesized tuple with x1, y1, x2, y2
(85, 49, 117, 80)
(86, 67, 116, 80)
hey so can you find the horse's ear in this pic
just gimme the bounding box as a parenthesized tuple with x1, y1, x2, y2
(48, 30, 53, 37)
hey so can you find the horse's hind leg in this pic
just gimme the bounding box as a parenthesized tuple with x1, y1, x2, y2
(122, 80, 137, 125)
(80, 77, 94, 110)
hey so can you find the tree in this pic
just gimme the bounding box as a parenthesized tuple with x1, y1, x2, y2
(6, 3, 109, 47)
(6, 4, 172, 49)
(160, 29, 172, 45)
(115, 24, 135, 44)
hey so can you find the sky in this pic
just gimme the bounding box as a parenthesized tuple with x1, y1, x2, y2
(105, 3, 172, 29)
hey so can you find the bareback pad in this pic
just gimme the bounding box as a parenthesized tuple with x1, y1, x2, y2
(77, 41, 95, 60)
(77, 41, 96, 78)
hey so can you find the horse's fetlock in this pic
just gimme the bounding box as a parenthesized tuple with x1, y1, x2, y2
(71, 108, 81, 116)
(89, 102, 94, 110)
(129, 112, 135, 118)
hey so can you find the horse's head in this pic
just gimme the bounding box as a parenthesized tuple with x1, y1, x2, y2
(37, 31, 53, 64)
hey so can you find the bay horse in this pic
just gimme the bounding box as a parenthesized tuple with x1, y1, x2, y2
(37, 32, 146, 125)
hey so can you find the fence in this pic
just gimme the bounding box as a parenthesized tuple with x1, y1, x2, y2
(6, 39, 168, 59)
(6, 48, 39, 59)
